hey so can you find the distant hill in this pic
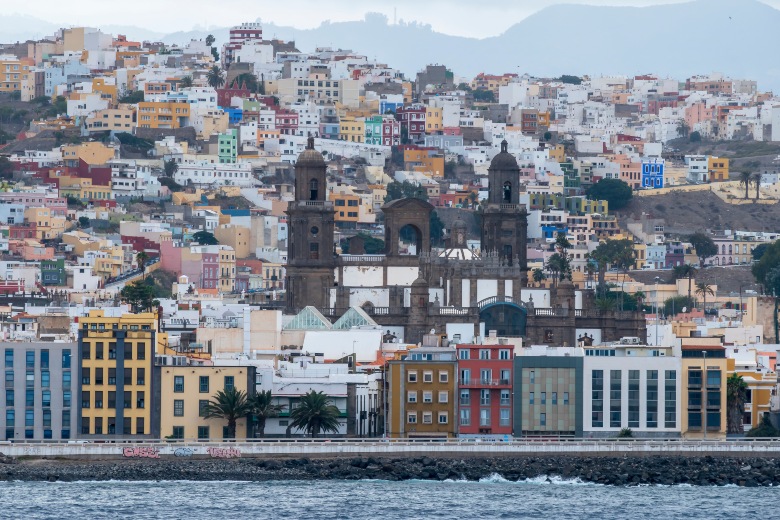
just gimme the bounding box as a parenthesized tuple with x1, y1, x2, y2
(2, 0, 780, 89)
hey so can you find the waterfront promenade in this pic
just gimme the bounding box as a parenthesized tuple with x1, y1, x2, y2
(3, 438, 780, 459)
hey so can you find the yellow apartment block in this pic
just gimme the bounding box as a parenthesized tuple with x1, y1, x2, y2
(61, 142, 116, 167)
(425, 106, 443, 133)
(58, 177, 113, 201)
(330, 192, 361, 224)
(339, 116, 365, 143)
(85, 105, 136, 133)
(219, 246, 237, 292)
(708, 156, 729, 182)
(92, 78, 118, 103)
(137, 100, 190, 129)
(214, 224, 250, 259)
(78, 311, 164, 438)
(680, 343, 728, 440)
(0, 55, 30, 92)
(23, 207, 67, 240)
(160, 365, 256, 440)
(404, 149, 445, 177)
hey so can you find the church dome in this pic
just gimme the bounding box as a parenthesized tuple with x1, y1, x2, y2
(411, 276, 429, 287)
(296, 136, 326, 167)
(489, 140, 519, 171)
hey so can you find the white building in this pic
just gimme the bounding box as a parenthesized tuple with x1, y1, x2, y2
(174, 161, 255, 188)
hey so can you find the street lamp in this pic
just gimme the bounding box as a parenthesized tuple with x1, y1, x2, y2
(654, 276, 661, 346)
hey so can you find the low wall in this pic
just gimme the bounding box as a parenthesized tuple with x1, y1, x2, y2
(3, 439, 780, 459)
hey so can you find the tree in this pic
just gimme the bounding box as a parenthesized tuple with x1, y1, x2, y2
(118, 90, 144, 104)
(249, 390, 285, 438)
(739, 170, 751, 200)
(587, 178, 633, 210)
(558, 75, 583, 85)
(546, 233, 573, 284)
(205, 34, 215, 47)
(159, 177, 184, 192)
(206, 65, 225, 89)
(752, 243, 769, 261)
(472, 89, 495, 102)
(136, 251, 149, 280)
(746, 414, 780, 438)
(532, 268, 546, 286)
(233, 72, 259, 93)
(673, 263, 698, 300)
(384, 181, 428, 202)
(179, 75, 193, 88)
(695, 282, 715, 312)
(120, 281, 157, 313)
(689, 131, 702, 143)
(676, 119, 689, 138)
(594, 297, 617, 313)
(430, 211, 445, 247)
(753, 172, 762, 201)
(78, 216, 90, 228)
(202, 387, 252, 439)
(289, 390, 341, 438)
(617, 427, 633, 438)
(543, 131, 552, 142)
(663, 296, 695, 318)
(192, 230, 219, 245)
(688, 232, 717, 267)
(588, 239, 634, 295)
(726, 374, 748, 434)
(163, 159, 179, 178)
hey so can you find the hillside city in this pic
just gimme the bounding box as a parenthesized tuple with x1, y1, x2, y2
(2, 22, 780, 442)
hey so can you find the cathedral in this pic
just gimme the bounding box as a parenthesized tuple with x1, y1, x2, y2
(286, 137, 646, 346)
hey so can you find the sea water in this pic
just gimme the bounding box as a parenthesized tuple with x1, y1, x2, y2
(0, 478, 770, 519)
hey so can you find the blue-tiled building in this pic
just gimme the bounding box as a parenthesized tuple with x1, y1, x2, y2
(641, 158, 665, 189)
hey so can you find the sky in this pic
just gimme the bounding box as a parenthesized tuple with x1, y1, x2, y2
(8, 0, 779, 38)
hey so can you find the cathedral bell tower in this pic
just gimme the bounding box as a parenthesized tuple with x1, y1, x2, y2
(285, 137, 336, 312)
(481, 140, 528, 284)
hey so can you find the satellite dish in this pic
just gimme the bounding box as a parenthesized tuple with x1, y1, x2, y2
(682, 307, 687, 313)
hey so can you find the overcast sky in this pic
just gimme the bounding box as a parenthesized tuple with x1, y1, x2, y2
(8, 0, 779, 38)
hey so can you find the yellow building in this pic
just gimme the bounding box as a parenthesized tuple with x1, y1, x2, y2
(137, 100, 190, 129)
(680, 342, 728, 439)
(404, 148, 445, 177)
(0, 55, 30, 93)
(731, 358, 776, 430)
(63, 27, 86, 53)
(387, 353, 458, 438)
(92, 77, 118, 103)
(78, 310, 163, 438)
(58, 177, 113, 201)
(61, 142, 116, 167)
(548, 145, 565, 163)
(23, 207, 67, 240)
(85, 105, 136, 133)
(93, 245, 127, 280)
(219, 246, 237, 292)
(330, 191, 361, 225)
(214, 224, 250, 259)
(339, 115, 365, 143)
(160, 365, 255, 440)
(708, 156, 729, 182)
(425, 106, 443, 133)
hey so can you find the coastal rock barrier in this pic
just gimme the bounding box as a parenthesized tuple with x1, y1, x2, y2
(2, 454, 779, 486)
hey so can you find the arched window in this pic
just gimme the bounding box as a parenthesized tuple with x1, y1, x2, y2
(503, 181, 512, 203)
(309, 179, 318, 200)
(728, 244, 732, 254)
(721, 244, 726, 254)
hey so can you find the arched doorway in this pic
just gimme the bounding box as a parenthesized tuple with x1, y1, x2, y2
(479, 298, 527, 337)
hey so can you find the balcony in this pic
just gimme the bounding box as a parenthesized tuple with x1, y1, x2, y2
(459, 378, 511, 388)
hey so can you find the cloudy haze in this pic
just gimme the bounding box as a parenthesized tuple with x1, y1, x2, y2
(6, 0, 779, 38)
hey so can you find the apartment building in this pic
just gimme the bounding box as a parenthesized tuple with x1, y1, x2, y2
(680, 342, 728, 439)
(77, 311, 162, 438)
(388, 346, 458, 438)
(137, 100, 190, 129)
(456, 344, 513, 438)
(1, 342, 77, 440)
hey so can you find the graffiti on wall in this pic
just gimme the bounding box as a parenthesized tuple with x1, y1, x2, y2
(207, 447, 241, 459)
(174, 447, 194, 457)
(122, 446, 160, 458)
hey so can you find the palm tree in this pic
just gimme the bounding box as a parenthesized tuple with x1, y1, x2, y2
(202, 387, 252, 439)
(136, 251, 149, 280)
(206, 65, 225, 89)
(673, 263, 697, 300)
(532, 268, 546, 287)
(594, 297, 616, 314)
(179, 75, 193, 88)
(289, 390, 341, 438)
(753, 172, 762, 201)
(695, 282, 715, 313)
(634, 290, 646, 310)
(739, 171, 751, 200)
(250, 390, 285, 438)
(726, 373, 748, 434)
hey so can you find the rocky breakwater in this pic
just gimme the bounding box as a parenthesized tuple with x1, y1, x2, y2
(1, 454, 779, 486)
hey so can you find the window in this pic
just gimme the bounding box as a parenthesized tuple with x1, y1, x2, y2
(174, 400, 184, 416)
(136, 418, 145, 435)
(480, 389, 490, 405)
(124, 344, 133, 360)
(423, 391, 433, 403)
(224, 376, 235, 391)
(707, 391, 721, 407)
(500, 408, 510, 426)
(124, 368, 132, 385)
(647, 370, 658, 428)
(42, 390, 51, 407)
(499, 349, 510, 360)
(540, 413, 547, 427)
(82, 391, 90, 409)
(94, 391, 104, 409)
(665, 370, 677, 428)
(541, 392, 547, 405)
(82, 368, 90, 385)
(407, 391, 417, 403)
(422, 412, 433, 424)
(6, 409, 14, 428)
(439, 371, 448, 383)
(628, 370, 640, 428)
(407, 412, 417, 424)
(137, 343, 146, 360)
(460, 389, 470, 405)
(108, 391, 116, 409)
(551, 392, 558, 405)
(460, 409, 471, 426)
(438, 391, 448, 404)
(108, 368, 116, 385)
(688, 369, 702, 386)
(172, 426, 184, 439)
(41, 350, 49, 369)
(137, 391, 145, 409)
(479, 409, 490, 426)
(610, 370, 622, 428)
(137, 368, 145, 386)
(26, 389, 34, 407)
(563, 392, 570, 405)
(199, 400, 209, 417)
(408, 371, 417, 383)
(4, 349, 12, 368)
(438, 412, 448, 424)
(479, 349, 490, 360)
(458, 349, 469, 360)
(198, 426, 210, 440)
(5, 389, 13, 407)
(592, 370, 604, 427)
(108, 343, 116, 360)
(423, 371, 433, 383)
(529, 371, 535, 384)
(199, 376, 209, 393)
(43, 410, 51, 428)
(62, 410, 70, 428)
(124, 391, 132, 409)
(25, 410, 34, 427)
(174, 376, 184, 393)
(95, 343, 104, 360)
(529, 391, 535, 405)
(26, 351, 34, 368)
(500, 389, 510, 406)
(706, 370, 721, 387)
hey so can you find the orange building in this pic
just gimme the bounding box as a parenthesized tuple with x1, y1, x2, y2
(403, 148, 445, 177)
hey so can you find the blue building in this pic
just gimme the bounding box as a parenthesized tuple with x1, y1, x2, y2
(641, 159, 665, 189)
(222, 107, 243, 125)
